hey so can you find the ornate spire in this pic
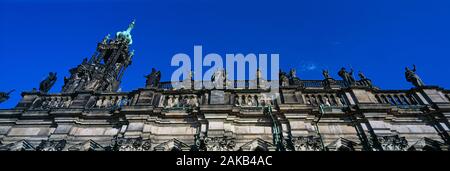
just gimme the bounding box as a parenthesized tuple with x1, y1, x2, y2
(116, 19, 135, 45)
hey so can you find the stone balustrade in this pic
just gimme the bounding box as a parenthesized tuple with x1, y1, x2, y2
(302, 93, 347, 107)
(84, 94, 132, 109)
(30, 95, 73, 110)
(162, 94, 200, 109)
(374, 92, 420, 106)
(233, 93, 274, 107)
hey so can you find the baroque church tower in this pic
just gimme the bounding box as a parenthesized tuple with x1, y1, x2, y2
(61, 21, 135, 93)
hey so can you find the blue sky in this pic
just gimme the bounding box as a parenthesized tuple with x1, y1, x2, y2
(1, 0, 450, 108)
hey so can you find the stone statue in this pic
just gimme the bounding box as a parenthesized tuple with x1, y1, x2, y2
(338, 67, 355, 85)
(0, 90, 14, 104)
(405, 65, 425, 87)
(211, 69, 226, 89)
(224, 70, 232, 88)
(256, 69, 267, 88)
(185, 71, 194, 82)
(256, 69, 262, 80)
(289, 69, 297, 79)
(279, 70, 289, 86)
(289, 68, 301, 85)
(322, 69, 335, 89)
(358, 71, 373, 87)
(358, 71, 367, 80)
(322, 70, 331, 79)
(39, 72, 57, 93)
(145, 68, 161, 88)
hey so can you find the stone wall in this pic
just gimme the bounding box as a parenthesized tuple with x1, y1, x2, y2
(0, 85, 449, 151)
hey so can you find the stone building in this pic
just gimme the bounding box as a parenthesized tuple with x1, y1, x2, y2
(0, 22, 449, 151)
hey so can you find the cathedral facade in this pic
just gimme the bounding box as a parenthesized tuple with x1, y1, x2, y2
(0, 23, 449, 151)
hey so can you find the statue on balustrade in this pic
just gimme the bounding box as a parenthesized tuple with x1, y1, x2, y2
(322, 70, 331, 79)
(338, 67, 355, 86)
(358, 71, 373, 87)
(256, 69, 268, 88)
(145, 68, 161, 88)
(39, 72, 57, 93)
(279, 70, 289, 86)
(289, 68, 301, 85)
(211, 69, 226, 89)
(322, 70, 335, 89)
(187, 71, 194, 81)
(256, 69, 262, 80)
(405, 65, 425, 87)
(63, 65, 99, 92)
(0, 90, 14, 104)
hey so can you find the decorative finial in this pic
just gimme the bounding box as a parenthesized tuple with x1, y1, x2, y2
(130, 49, 135, 57)
(116, 19, 136, 45)
(127, 19, 135, 32)
(102, 34, 110, 44)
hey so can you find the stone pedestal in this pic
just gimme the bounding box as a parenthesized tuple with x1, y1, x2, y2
(210, 90, 225, 105)
(350, 89, 378, 104)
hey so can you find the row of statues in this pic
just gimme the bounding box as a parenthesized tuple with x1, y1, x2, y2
(279, 69, 301, 86)
(320, 65, 423, 88)
(37, 65, 429, 92)
(0, 65, 427, 105)
(279, 65, 425, 89)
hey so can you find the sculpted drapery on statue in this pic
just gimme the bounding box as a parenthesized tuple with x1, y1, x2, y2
(405, 65, 425, 87)
(279, 70, 289, 86)
(39, 72, 57, 93)
(256, 68, 262, 80)
(358, 71, 373, 87)
(322, 70, 331, 79)
(61, 21, 135, 93)
(321, 69, 335, 89)
(338, 67, 355, 86)
(289, 68, 301, 85)
(145, 68, 161, 88)
(211, 69, 226, 89)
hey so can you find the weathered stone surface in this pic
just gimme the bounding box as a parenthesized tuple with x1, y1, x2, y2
(210, 90, 225, 105)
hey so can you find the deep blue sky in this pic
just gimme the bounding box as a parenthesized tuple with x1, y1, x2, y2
(1, 0, 450, 108)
